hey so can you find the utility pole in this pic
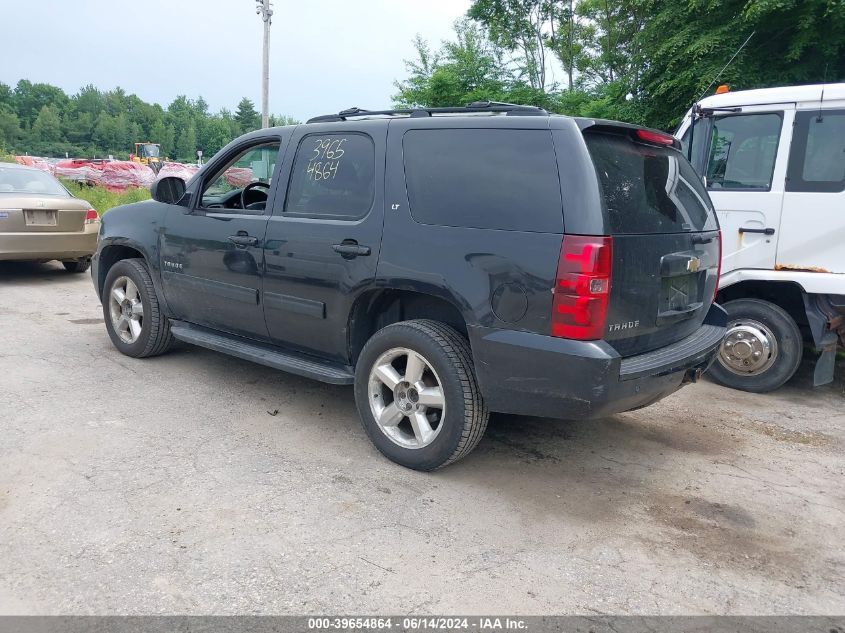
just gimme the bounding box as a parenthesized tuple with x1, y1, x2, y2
(256, 0, 273, 129)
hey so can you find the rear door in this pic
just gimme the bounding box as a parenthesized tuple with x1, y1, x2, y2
(582, 129, 721, 356)
(683, 107, 792, 275)
(262, 122, 386, 363)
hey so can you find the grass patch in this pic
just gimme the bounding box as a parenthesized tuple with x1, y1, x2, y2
(59, 178, 151, 215)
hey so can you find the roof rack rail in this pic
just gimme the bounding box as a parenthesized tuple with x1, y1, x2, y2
(306, 101, 547, 123)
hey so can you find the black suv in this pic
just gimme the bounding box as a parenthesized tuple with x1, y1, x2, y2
(92, 102, 727, 470)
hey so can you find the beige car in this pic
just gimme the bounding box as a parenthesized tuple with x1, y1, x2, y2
(0, 162, 100, 272)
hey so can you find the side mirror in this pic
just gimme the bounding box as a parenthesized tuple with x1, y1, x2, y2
(150, 176, 187, 205)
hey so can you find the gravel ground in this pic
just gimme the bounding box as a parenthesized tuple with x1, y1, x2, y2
(1, 260, 843, 615)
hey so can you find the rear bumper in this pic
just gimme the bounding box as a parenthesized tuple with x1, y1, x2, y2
(469, 304, 728, 419)
(0, 228, 97, 261)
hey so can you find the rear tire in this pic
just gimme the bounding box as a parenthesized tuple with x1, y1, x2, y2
(354, 319, 489, 471)
(62, 257, 90, 273)
(102, 258, 173, 358)
(708, 298, 803, 393)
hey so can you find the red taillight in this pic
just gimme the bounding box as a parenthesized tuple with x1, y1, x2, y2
(85, 209, 99, 223)
(635, 128, 675, 147)
(713, 230, 722, 303)
(552, 235, 613, 340)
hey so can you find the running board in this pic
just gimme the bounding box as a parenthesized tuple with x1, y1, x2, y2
(169, 321, 354, 385)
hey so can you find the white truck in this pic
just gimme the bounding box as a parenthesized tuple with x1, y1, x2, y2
(676, 83, 845, 392)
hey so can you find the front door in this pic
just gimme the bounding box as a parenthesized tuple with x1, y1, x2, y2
(697, 107, 794, 276)
(159, 138, 285, 340)
(262, 121, 386, 363)
(778, 107, 845, 274)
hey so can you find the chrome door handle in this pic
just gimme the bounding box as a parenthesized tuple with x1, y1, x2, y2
(228, 234, 259, 247)
(332, 243, 371, 257)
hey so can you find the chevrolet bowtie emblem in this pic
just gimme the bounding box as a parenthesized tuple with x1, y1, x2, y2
(686, 257, 702, 273)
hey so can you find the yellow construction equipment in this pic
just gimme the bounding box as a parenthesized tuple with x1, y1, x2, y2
(130, 142, 163, 173)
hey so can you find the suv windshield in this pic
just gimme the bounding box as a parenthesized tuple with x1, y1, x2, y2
(585, 132, 717, 234)
(0, 166, 67, 196)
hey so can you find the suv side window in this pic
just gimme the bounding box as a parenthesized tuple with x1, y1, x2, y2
(786, 110, 845, 193)
(284, 133, 375, 219)
(705, 113, 782, 190)
(200, 142, 280, 211)
(402, 129, 563, 232)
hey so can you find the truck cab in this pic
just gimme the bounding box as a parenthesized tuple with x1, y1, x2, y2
(676, 83, 845, 391)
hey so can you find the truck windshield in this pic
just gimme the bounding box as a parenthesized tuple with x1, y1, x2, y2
(141, 145, 160, 158)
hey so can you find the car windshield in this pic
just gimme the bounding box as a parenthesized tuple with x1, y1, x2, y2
(0, 166, 67, 196)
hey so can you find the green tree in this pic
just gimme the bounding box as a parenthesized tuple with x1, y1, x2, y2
(269, 114, 300, 127)
(65, 110, 95, 145)
(394, 20, 518, 107)
(0, 106, 22, 150)
(75, 84, 103, 116)
(92, 112, 119, 153)
(235, 98, 260, 133)
(162, 124, 176, 159)
(149, 119, 168, 149)
(201, 117, 233, 158)
(13, 80, 69, 127)
(31, 104, 64, 145)
(635, 0, 845, 128)
(176, 123, 197, 162)
(468, 0, 552, 90)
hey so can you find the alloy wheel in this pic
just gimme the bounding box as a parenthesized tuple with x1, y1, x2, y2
(108, 276, 144, 344)
(368, 347, 446, 449)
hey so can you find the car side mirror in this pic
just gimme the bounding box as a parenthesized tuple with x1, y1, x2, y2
(150, 176, 187, 205)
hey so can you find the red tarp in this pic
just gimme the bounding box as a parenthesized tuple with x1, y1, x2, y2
(15, 156, 53, 173)
(156, 162, 199, 182)
(16, 156, 204, 191)
(223, 167, 254, 188)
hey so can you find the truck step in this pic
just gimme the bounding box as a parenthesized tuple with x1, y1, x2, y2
(169, 321, 355, 385)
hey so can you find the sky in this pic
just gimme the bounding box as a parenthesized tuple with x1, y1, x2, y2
(1, 0, 472, 121)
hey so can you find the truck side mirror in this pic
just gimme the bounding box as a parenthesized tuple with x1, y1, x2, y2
(151, 176, 187, 205)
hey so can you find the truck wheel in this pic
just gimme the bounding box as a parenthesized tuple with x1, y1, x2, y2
(708, 298, 803, 393)
(102, 258, 173, 358)
(62, 257, 90, 273)
(354, 319, 489, 471)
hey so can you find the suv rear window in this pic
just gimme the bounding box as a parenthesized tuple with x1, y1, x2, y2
(403, 129, 563, 232)
(585, 132, 717, 234)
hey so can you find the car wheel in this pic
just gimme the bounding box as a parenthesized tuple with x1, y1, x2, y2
(354, 319, 489, 471)
(62, 257, 90, 273)
(102, 258, 173, 358)
(708, 298, 803, 393)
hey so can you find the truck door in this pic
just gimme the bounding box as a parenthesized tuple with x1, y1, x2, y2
(687, 106, 793, 277)
(778, 107, 845, 274)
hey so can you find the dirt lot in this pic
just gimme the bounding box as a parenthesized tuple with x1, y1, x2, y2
(1, 260, 843, 615)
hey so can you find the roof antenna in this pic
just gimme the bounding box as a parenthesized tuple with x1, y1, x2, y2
(817, 64, 828, 122)
(696, 31, 756, 103)
(684, 31, 754, 164)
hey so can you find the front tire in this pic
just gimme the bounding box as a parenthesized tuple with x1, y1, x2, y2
(102, 258, 173, 358)
(708, 298, 803, 393)
(354, 320, 489, 471)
